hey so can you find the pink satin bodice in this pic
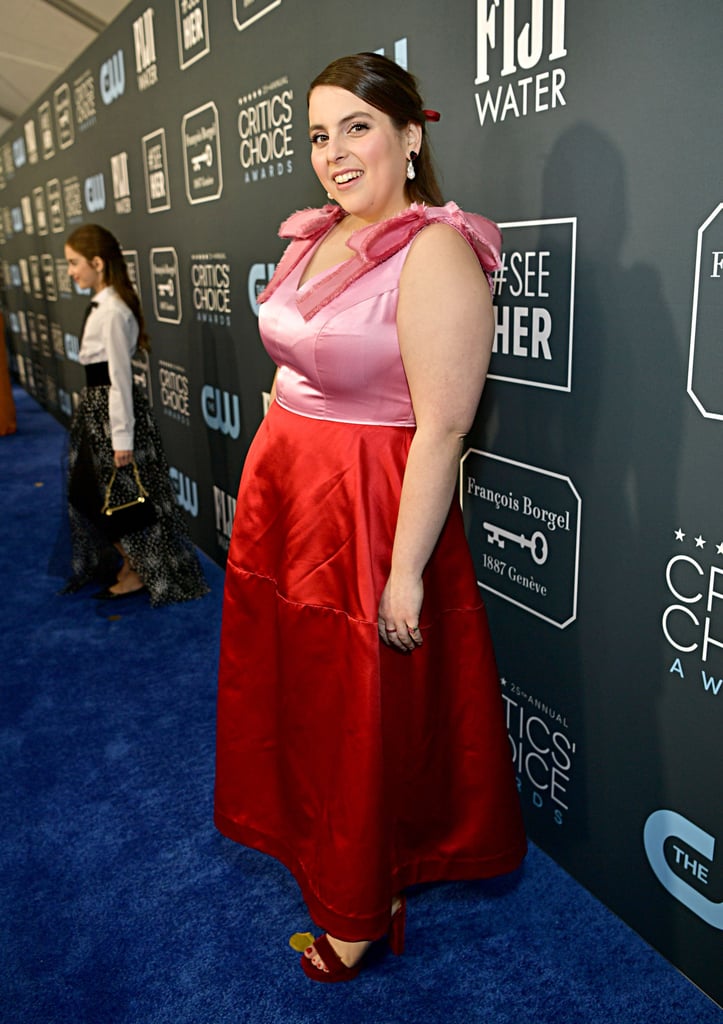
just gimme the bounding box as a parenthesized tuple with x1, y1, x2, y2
(258, 202, 501, 427)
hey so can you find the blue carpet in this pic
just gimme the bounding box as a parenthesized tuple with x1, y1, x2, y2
(1, 385, 721, 1024)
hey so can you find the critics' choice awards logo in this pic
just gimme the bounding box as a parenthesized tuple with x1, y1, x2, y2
(100, 49, 125, 105)
(151, 247, 182, 323)
(133, 8, 159, 91)
(176, 0, 210, 68)
(191, 253, 231, 324)
(158, 360, 191, 425)
(233, 0, 282, 32)
(238, 77, 294, 184)
(663, 526, 723, 696)
(170, 466, 199, 516)
(503, 679, 577, 826)
(74, 70, 97, 131)
(688, 203, 723, 420)
(475, 0, 567, 125)
(111, 153, 132, 214)
(38, 102, 55, 159)
(54, 83, 75, 149)
(142, 129, 171, 213)
(213, 485, 237, 551)
(491, 218, 576, 390)
(461, 451, 581, 628)
(644, 810, 723, 930)
(183, 103, 223, 204)
(63, 177, 83, 222)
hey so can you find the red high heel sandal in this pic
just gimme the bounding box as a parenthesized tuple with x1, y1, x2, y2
(299, 897, 406, 983)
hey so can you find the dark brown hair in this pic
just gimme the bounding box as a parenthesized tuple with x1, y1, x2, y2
(308, 52, 444, 207)
(66, 224, 150, 351)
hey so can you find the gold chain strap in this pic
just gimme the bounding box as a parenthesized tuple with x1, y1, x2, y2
(101, 459, 150, 516)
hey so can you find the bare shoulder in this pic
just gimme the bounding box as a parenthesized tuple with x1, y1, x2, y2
(401, 221, 488, 295)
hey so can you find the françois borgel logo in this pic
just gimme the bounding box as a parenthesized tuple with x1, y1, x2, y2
(150, 247, 182, 324)
(644, 810, 723, 930)
(176, 0, 210, 69)
(491, 218, 576, 391)
(182, 102, 223, 204)
(191, 252, 231, 324)
(461, 450, 581, 628)
(142, 128, 171, 213)
(54, 83, 75, 149)
(233, 0, 282, 32)
(474, 0, 568, 126)
(687, 203, 723, 421)
(238, 77, 294, 184)
(662, 524, 723, 698)
(133, 8, 159, 91)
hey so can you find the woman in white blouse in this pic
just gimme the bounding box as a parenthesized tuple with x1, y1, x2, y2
(63, 224, 207, 606)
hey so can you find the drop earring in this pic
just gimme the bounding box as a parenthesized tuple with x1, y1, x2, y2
(406, 151, 417, 181)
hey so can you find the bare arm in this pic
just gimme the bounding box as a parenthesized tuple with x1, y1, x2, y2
(378, 223, 494, 651)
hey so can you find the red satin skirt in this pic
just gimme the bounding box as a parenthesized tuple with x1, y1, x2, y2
(214, 403, 526, 941)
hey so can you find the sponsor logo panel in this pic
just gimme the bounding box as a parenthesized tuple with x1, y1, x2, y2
(13, 136, 27, 169)
(84, 172, 107, 214)
(474, 0, 568, 126)
(20, 196, 34, 234)
(2, 142, 14, 181)
(133, 8, 159, 91)
(238, 76, 294, 185)
(644, 810, 723, 930)
(503, 678, 578, 827)
(170, 466, 199, 517)
(51, 321, 64, 358)
(46, 179, 65, 234)
(687, 203, 723, 420)
(29, 256, 43, 299)
(131, 348, 153, 407)
(99, 49, 126, 105)
(158, 360, 191, 425)
(25, 119, 39, 165)
(213, 484, 237, 551)
(122, 250, 142, 301)
(142, 129, 171, 213)
(33, 187, 49, 236)
(232, 0, 282, 32)
(491, 218, 576, 390)
(247, 261, 276, 316)
(183, 102, 223, 204)
(202, 385, 241, 439)
(63, 176, 84, 222)
(41, 255, 58, 301)
(176, 0, 210, 69)
(151, 247, 182, 323)
(38, 101, 55, 159)
(111, 153, 132, 214)
(461, 450, 581, 628)
(191, 252, 231, 325)
(54, 83, 75, 149)
(74, 70, 97, 132)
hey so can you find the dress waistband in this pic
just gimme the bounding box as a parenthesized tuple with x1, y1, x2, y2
(85, 362, 111, 387)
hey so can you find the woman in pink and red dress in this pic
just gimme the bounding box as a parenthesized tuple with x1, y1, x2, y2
(214, 52, 526, 982)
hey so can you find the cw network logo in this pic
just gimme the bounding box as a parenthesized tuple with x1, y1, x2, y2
(100, 50, 125, 105)
(201, 385, 241, 438)
(84, 173, 106, 213)
(248, 262, 276, 316)
(644, 810, 722, 929)
(169, 466, 199, 517)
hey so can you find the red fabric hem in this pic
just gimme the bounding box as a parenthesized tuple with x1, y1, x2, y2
(214, 810, 527, 942)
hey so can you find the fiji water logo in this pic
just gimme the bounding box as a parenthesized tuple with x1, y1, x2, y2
(201, 385, 241, 438)
(644, 810, 723, 929)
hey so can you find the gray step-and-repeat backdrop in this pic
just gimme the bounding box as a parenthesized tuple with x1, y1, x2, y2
(0, 0, 720, 1006)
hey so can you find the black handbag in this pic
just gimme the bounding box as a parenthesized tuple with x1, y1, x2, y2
(100, 460, 157, 539)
